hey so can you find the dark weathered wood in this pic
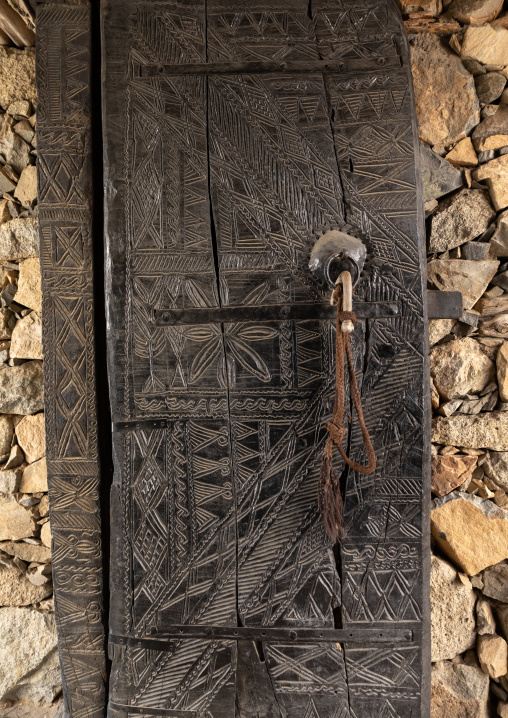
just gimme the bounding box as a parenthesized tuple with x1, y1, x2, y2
(139, 56, 403, 77)
(153, 292, 462, 325)
(109, 626, 414, 645)
(427, 290, 462, 319)
(35, 0, 430, 714)
(102, 2, 238, 715)
(36, 2, 106, 716)
(154, 301, 400, 325)
(315, 1, 431, 715)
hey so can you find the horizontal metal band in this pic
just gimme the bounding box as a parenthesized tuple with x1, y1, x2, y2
(153, 291, 462, 325)
(114, 418, 168, 432)
(110, 626, 413, 647)
(109, 704, 195, 717)
(154, 301, 399, 326)
(427, 290, 462, 319)
(139, 57, 402, 78)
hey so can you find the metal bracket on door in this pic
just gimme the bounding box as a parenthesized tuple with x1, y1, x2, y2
(109, 626, 414, 651)
(153, 291, 462, 326)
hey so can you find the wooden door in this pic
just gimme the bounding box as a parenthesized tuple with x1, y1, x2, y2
(100, 1, 430, 716)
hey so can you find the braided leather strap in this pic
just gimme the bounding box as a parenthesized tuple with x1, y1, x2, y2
(319, 289, 376, 542)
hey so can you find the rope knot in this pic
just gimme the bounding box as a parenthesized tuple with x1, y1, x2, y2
(337, 310, 357, 324)
(325, 421, 347, 445)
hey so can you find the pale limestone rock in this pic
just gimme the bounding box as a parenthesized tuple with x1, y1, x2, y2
(0, 308, 15, 341)
(13, 119, 34, 145)
(429, 319, 456, 345)
(421, 142, 463, 202)
(461, 23, 508, 67)
(5, 444, 23, 471)
(0, 165, 16, 193)
(431, 661, 489, 718)
(483, 562, 508, 601)
(431, 555, 476, 660)
(0, 607, 59, 704)
(6, 100, 32, 118)
(40, 520, 51, 548)
(431, 337, 494, 399)
(0, 217, 38, 260)
(0, 114, 30, 175)
(27, 563, 52, 587)
(0, 541, 51, 564)
(0, 497, 36, 541)
(19, 457, 47, 493)
(0, 48, 35, 110)
(15, 412, 44, 464)
(14, 257, 41, 312)
(497, 342, 508, 401)
(477, 598, 496, 634)
(449, 0, 504, 23)
(490, 209, 508, 256)
(497, 604, 508, 640)
(480, 313, 508, 337)
(411, 34, 480, 147)
(0, 361, 43, 415)
(431, 454, 478, 496)
(484, 451, 508, 490)
(431, 376, 440, 411)
(0, 470, 20, 494)
(431, 493, 508, 574)
(0, 199, 11, 225)
(433, 412, 508, 450)
(499, 702, 508, 718)
(475, 294, 508, 315)
(0, 565, 52, 606)
(38, 494, 49, 517)
(477, 633, 508, 677)
(397, 0, 442, 14)
(427, 259, 499, 310)
(474, 154, 508, 211)
(446, 137, 478, 166)
(10, 311, 42, 360)
(13, 164, 37, 207)
(428, 189, 495, 253)
(0, 414, 13, 456)
(1, 703, 62, 718)
(7, 646, 61, 705)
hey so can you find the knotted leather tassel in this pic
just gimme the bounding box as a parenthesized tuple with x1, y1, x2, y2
(319, 277, 376, 543)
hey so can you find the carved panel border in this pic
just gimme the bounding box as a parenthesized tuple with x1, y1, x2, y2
(36, 2, 106, 716)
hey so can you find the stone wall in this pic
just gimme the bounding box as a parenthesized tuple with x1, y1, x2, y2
(2, 3, 508, 717)
(406, 1, 508, 716)
(0, 44, 61, 718)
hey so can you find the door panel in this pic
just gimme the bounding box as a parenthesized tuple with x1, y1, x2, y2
(101, 1, 429, 716)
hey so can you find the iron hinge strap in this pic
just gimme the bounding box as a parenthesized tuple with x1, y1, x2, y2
(109, 626, 414, 649)
(108, 705, 193, 716)
(152, 292, 462, 327)
(138, 57, 403, 78)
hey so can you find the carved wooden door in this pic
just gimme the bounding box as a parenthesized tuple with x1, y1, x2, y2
(100, 1, 430, 716)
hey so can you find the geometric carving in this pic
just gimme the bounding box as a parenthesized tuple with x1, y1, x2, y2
(36, 2, 106, 717)
(38, 0, 429, 714)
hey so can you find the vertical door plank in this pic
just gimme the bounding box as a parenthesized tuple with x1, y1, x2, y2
(37, 3, 107, 716)
(102, 3, 237, 715)
(206, 3, 351, 716)
(314, 1, 430, 716)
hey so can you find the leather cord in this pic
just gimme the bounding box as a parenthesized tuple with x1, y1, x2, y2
(319, 282, 376, 542)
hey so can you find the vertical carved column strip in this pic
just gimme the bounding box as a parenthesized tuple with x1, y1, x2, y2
(36, 2, 106, 716)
